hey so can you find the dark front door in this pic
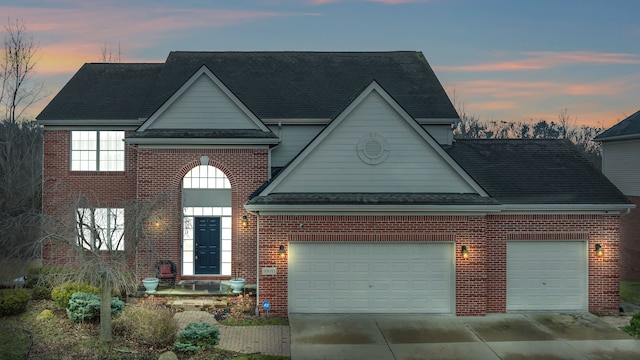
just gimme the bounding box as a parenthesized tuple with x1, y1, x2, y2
(194, 217, 221, 274)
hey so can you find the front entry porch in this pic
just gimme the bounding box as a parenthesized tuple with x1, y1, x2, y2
(145, 279, 256, 297)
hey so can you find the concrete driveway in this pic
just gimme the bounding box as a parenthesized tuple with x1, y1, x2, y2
(290, 313, 640, 360)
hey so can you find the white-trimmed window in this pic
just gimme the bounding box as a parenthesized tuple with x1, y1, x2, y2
(71, 131, 125, 171)
(76, 208, 125, 251)
(183, 165, 231, 189)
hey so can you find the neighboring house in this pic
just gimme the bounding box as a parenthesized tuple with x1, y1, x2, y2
(37, 51, 632, 316)
(595, 110, 640, 281)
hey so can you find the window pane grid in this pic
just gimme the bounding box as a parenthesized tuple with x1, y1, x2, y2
(71, 131, 124, 171)
(183, 165, 231, 189)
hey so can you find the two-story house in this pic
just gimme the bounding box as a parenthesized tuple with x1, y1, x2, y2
(37, 51, 632, 316)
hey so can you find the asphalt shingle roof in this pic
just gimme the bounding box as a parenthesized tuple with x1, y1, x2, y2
(37, 51, 459, 121)
(245, 193, 498, 206)
(594, 109, 640, 141)
(444, 139, 630, 205)
(37, 63, 163, 120)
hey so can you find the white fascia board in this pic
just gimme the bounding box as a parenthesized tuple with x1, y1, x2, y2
(245, 202, 635, 216)
(244, 203, 502, 215)
(136, 144, 271, 150)
(262, 118, 332, 125)
(596, 134, 640, 142)
(416, 118, 461, 125)
(125, 137, 280, 145)
(37, 119, 142, 128)
(499, 203, 636, 214)
(138, 65, 270, 133)
(261, 117, 461, 126)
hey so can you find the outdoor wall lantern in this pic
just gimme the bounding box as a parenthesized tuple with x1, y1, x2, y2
(153, 216, 161, 228)
(595, 243, 604, 257)
(279, 245, 286, 258)
(241, 215, 248, 227)
(461, 245, 469, 260)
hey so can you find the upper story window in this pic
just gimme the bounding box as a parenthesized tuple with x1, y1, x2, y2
(71, 131, 125, 171)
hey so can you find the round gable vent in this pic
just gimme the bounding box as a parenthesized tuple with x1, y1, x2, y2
(357, 132, 389, 165)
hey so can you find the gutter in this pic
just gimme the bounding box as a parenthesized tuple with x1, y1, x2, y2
(244, 203, 636, 216)
(245, 208, 261, 317)
(124, 138, 280, 145)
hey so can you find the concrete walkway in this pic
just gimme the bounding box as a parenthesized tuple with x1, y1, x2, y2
(173, 310, 290, 357)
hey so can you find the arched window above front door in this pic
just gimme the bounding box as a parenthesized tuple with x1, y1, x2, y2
(183, 165, 231, 189)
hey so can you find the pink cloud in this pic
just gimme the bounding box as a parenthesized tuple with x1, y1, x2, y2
(453, 78, 629, 99)
(436, 51, 640, 72)
(0, 4, 317, 76)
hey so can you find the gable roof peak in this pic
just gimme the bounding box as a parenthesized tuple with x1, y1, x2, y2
(594, 109, 640, 141)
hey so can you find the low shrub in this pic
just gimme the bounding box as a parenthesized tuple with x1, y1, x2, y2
(51, 282, 100, 309)
(26, 266, 73, 300)
(0, 289, 30, 316)
(113, 303, 177, 347)
(31, 285, 51, 300)
(66, 292, 124, 323)
(623, 312, 640, 337)
(174, 322, 220, 353)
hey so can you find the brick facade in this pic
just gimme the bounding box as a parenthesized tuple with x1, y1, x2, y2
(257, 214, 620, 316)
(41, 130, 268, 284)
(42, 129, 622, 317)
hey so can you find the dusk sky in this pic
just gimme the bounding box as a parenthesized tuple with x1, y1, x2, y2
(3, 0, 639, 128)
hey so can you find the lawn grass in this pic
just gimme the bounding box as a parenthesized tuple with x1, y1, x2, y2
(621, 281, 640, 305)
(219, 316, 289, 326)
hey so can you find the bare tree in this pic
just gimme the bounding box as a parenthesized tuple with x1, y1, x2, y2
(452, 107, 604, 168)
(0, 18, 43, 123)
(0, 120, 42, 283)
(42, 185, 174, 342)
(99, 41, 121, 63)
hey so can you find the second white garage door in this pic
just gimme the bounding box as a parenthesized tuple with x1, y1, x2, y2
(507, 241, 588, 311)
(288, 242, 454, 313)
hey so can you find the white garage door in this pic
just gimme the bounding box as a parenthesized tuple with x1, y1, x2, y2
(507, 241, 587, 311)
(288, 242, 454, 313)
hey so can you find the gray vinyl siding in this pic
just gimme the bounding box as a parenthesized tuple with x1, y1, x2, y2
(149, 74, 257, 130)
(423, 124, 454, 145)
(268, 125, 324, 167)
(602, 139, 640, 196)
(273, 91, 475, 193)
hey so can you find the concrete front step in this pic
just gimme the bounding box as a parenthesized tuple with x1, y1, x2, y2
(166, 298, 228, 311)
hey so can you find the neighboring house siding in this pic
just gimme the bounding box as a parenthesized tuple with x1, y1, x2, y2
(268, 125, 324, 167)
(274, 91, 475, 193)
(602, 139, 640, 196)
(621, 196, 640, 281)
(258, 214, 619, 316)
(150, 74, 257, 130)
(41, 130, 137, 266)
(134, 147, 269, 283)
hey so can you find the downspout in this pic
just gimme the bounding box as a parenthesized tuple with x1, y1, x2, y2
(621, 207, 632, 217)
(249, 209, 260, 316)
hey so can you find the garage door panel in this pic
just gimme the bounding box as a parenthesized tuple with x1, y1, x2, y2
(507, 241, 587, 311)
(289, 242, 454, 313)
